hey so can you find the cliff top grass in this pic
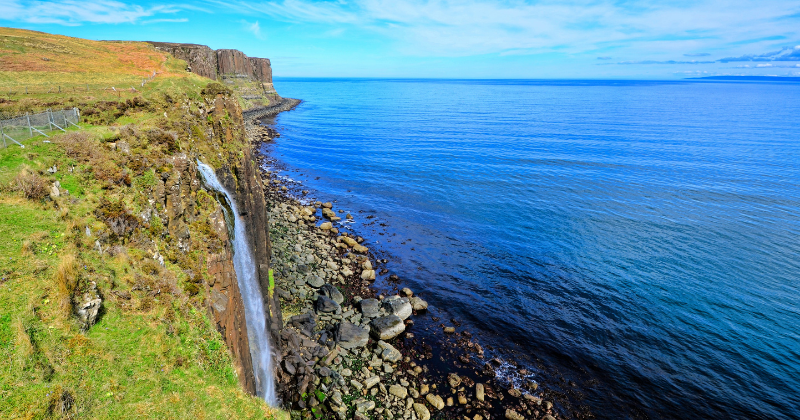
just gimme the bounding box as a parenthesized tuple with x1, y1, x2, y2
(0, 28, 284, 420)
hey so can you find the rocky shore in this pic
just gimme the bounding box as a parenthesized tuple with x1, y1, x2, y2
(243, 98, 302, 121)
(244, 120, 565, 420)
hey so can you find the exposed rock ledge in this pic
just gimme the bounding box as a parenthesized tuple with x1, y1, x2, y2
(147, 41, 274, 89)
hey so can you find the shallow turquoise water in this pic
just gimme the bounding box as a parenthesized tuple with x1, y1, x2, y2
(266, 78, 800, 419)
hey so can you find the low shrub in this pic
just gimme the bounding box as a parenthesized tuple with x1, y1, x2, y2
(12, 167, 49, 200)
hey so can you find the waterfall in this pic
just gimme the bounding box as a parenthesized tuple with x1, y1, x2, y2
(197, 162, 279, 406)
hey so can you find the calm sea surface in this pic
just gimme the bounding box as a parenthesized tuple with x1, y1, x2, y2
(265, 78, 800, 419)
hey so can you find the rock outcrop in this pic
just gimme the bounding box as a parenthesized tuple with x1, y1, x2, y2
(148, 42, 273, 86)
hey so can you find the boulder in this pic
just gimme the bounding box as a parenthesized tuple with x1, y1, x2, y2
(306, 274, 325, 288)
(49, 182, 60, 199)
(389, 385, 408, 399)
(322, 207, 336, 219)
(335, 321, 369, 349)
(377, 340, 402, 362)
(315, 295, 340, 314)
(354, 398, 375, 412)
(359, 298, 380, 318)
(319, 283, 344, 304)
(382, 295, 412, 320)
(288, 312, 317, 336)
(409, 296, 428, 311)
(505, 409, 524, 420)
(363, 376, 380, 389)
(476, 383, 485, 401)
(413, 403, 431, 420)
(426, 394, 445, 410)
(319, 222, 332, 230)
(370, 315, 405, 340)
(448, 373, 462, 388)
(401, 287, 413, 297)
(361, 269, 376, 281)
(75, 298, 102, 330)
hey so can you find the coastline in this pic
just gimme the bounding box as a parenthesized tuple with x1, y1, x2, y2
(244, 110, 570, 420)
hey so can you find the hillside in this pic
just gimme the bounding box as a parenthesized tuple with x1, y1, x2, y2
(0, 27, 285, 419)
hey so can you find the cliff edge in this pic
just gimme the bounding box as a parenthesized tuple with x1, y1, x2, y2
(147, 42, 274, 90)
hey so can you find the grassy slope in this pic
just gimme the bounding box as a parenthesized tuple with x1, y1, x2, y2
(0, 28, 284, 419)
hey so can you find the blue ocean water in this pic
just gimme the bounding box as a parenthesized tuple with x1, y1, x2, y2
(265, 78, 800, 419)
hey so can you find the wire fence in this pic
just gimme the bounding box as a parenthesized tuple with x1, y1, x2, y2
(0, 108, 80, 148)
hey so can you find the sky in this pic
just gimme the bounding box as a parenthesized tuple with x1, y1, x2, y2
(1, 0, 799, 79)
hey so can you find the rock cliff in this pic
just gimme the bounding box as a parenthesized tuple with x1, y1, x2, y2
(148, 42, 273, 86)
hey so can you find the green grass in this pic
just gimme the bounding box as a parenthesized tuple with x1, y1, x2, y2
(0, 27, 286, 420)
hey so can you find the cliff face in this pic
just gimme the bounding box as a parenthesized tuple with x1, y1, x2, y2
(144, 91, 281, 396)
(206, 92, 284, 372)
(148, 42, 273, 85)
(150, 148, 258, 395)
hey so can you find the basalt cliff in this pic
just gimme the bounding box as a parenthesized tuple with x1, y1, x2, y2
(148, 42, 274, 91)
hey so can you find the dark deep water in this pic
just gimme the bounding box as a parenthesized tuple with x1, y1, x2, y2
(264, 78, 800, 419)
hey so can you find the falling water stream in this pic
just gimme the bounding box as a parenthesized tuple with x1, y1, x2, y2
(197, 161, 279, 406)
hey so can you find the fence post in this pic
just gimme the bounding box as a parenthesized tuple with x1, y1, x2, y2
(27, 113, 32, 137)
(48, 109, 52, 131)
(1, 121, 5, 148)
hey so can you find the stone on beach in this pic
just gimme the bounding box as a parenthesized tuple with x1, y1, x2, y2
(382, 295, 412, 320)
(335, 321, 369, 349)
(306, 274, 325, 288)
(315, 295, 340, 313)
(409, 296, 428, 311)
(370, 315, 405, 340)
(361, 269, 376, 281)
(359, 298, 381, 318)
(413, 403, 431, 420)
(389, 384, 408, 398)
(476, 383, 485, 401)
(319, 283, 344, 304)
(505, 409, 525, 420)
(426, 394, 445, 410)
(377, 340, 402, 362)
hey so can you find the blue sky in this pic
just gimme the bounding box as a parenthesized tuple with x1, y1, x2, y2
(1, 0, 799, 79)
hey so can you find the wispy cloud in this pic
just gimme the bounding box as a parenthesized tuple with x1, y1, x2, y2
(0, 0, 180, 25)
(207, 0, 800, 58)
(684, 53, 711, 57)
(597, 56, 613, 60)
(142, 18, 188, 24)
(609, 60, 716, 65)
(719, 45, 800, 62)
(240, 19, 265, 40)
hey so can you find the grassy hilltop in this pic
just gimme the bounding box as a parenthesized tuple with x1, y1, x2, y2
(0, 27, 283, 419)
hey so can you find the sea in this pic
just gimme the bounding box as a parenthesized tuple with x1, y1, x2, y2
(262, 78, 800, 419)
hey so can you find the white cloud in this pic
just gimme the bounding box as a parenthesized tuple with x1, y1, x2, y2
(142, 18, 188, 24)
(210, 0, 800, 58)
(240, 19, 265, 40)
(0, 0, 180, 25)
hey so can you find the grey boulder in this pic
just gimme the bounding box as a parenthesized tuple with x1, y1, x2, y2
(382, 295, 412, 320)
(370, 315, 405, 340)
(315, 295, 341, 314)
(359, 298, 380, 318)
(319, 283, 344, 305)
(335, 321, 369, 349)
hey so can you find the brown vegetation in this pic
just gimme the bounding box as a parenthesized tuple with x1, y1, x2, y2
(54, 253, 78, 317)
(12, 167, 49, 200)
